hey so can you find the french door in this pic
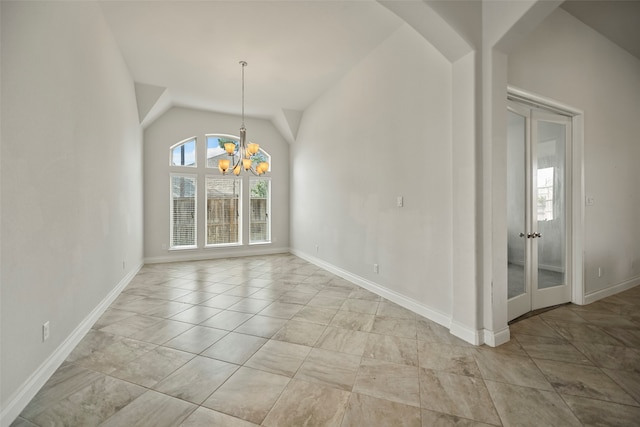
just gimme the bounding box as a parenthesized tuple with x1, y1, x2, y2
(507, 101, 572, 321)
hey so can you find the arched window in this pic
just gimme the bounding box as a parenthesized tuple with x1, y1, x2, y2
(169, 134, 271, 249)
(170, 137, 196, 167)
(206, 134, 271, 172)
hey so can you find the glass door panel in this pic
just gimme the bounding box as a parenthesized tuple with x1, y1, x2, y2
(535, 120, 566, 290)
(507, 110, 527, 300)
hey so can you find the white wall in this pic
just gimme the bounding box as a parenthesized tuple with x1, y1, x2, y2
(291, 24, 453, 320)
(0, 1, 143, 422)
(508, 8, 640, 296)
(143, 107, 289, 262)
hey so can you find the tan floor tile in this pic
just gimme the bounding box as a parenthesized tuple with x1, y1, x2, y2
(475, 348, 553, 390)
(418, 341, 480, 377)
(342, 393, 421, 427)
(485, 381, 581, 427)
(19, 364, 104, 420)
(203, 367, 290, 424)
(295, 348, 361, 391)
(316, 326, 370, 356)
(371, 316, 417, 339)
(603, 368, 640, 404)
(421, 409, 495, 426)
(245, 340, 311, 377)
(419, 369, 500, 425)
(376, 301, 416, 319)
(169, 305, 221, 324)
(180, 407, 259, 426)
(329, 311, 375, 332)
(340, 300, 379, 314)
(162, 325, 228, 354)
(262, 379, 350, 427)
(571, 341, 640, 372)
(545, 320, 623, 345)
(111, 346, 194, 387)
(534, 359, 637, 405)
(201, 332, 267, 364)
(153, 356, 238, 404)
(199, 310, 253, 331)
(516, 334, 593, 364)
(272, 319, 327, 346)
(99, 390, 196, 427)
(233, 315, 288, 338)
(363, 333, 418, 366)
(130, 319, 194, 344)
(353, 358, 420, 407)
(562, 394, 640, 426)
(292, 306, 338, 325)
(31, 376, 145, 427)
(258, 301, 305, 319)
(99, 314, 163, 338)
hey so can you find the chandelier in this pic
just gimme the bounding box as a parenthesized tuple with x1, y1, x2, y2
(218, 61, 269, 176)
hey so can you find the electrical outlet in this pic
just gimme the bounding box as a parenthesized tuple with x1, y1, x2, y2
(373, 263, 379, 274)
(598, 267, 603, 278)
(161, 243, 167, 250)
(315, 245, 319, 253)
(122, 260, 126, 270)
(43, 321, 50, 342)
(397, 196, 403, 207)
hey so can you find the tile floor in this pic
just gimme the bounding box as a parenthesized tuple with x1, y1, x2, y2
(12, 254, 640, 426)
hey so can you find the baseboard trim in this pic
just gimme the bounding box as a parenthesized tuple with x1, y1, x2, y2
(583, 276, 640, 305)
(483, 326, 511, 347)
(144, 246, 290, 264)
(449, 321, 482, 345)
(291, 249, 452, 332)
(0, 263, 143, 427)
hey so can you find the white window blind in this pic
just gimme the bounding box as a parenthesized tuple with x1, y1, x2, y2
(249, 178, 270, 243)
(170, 174, 197, 248)
(206, 177, 241, 245)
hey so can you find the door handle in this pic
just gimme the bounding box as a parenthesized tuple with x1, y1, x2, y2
(519, 232, 542, 238)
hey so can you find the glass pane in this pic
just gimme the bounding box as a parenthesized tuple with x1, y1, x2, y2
(507, 110, 527, 299)
(250, 178, 270, 243)
(170, 175, 196, 247)
(207, 135, 239, 168)
(171, 139, 196, 166)
(536, 120, 566, 289)
(206, 177, 241, 245)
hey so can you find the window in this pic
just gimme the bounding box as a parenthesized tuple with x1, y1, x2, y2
(206, 134, 271, 171)
(250, 178, 270, 243)
(170, 174, 197, 248)
(170, 137, 196, 167)
(537, 167, 554, 221)
(169, 134, 272, 249)
(206, 177, 241, 245)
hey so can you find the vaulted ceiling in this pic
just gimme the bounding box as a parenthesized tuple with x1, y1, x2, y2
(99, 1, 639, 131)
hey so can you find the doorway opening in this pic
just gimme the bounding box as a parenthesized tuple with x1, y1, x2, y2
(506, 89, 584, 322)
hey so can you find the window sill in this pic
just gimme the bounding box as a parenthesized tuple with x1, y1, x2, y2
(204, 243, 243, 249)
(169, 246, 198, 251)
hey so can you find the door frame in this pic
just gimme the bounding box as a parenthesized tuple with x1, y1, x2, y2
(507, 86, 585, 311)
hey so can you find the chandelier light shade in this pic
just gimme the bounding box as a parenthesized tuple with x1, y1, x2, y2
(218, 61, 269, 176)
